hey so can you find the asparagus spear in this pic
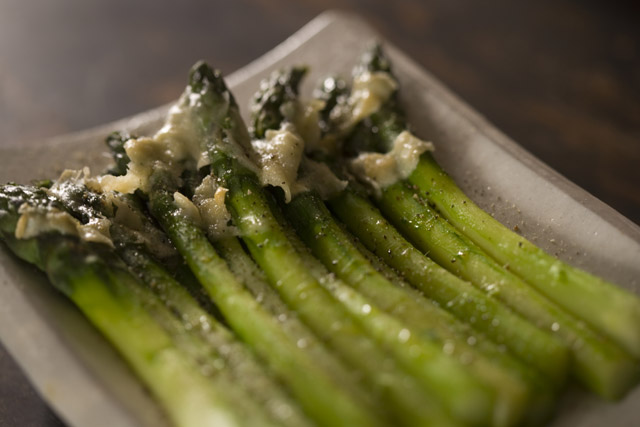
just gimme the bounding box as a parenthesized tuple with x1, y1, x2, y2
(336, 45, 640, 399)
(314, 72, 569, 383)
(28, 176, 305, 426)
(173, 146, 381, 417)
(149, 183, 381, 427)
(410, 154, 640, 359)
(0, 184, 242, 427)
(291, 190, 565, 424)
(54, 179, 313, 427)
(115, 245, 309, 426)
(253, 66, 554, 426)
(210, 66, 469, 426)
(103, 64, 381, 426)
(101, 133, 225, 318)
(106, 265, 281, 427)
(380, 180, 640, 399)
(213, 236, 379, 412)
(330, 188, 568, 380)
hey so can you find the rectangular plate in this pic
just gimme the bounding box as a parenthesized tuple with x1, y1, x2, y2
(1, 11, 639, 427)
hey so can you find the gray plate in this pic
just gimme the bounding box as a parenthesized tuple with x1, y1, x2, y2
(0, 11, 638, 427)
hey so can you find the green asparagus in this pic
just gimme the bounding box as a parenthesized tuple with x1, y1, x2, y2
(333, 44, 640, 399)
(113, 63, 383, 426)
(313, 68, 569, 382)
(0, 185, 242, 427)
(212, 67, 469, 426)
(410, 154, 640, 359)
(380, 180, 640, 398)
(213, 236, 379, 412)
(1, 42, 638, 427)
(59, 180, 312, 426)
(253, 66, 555, 426)
(330, 188, 569, 381)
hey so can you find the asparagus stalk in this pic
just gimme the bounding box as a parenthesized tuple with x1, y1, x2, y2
(208, 67, 467, 426)
(336, 45, 640, 399)
(0, 185, 241, 427)
(227, 176, 476, 425)
(314, 69, 569, 382)
(69, 188, 311, 427)
(213, 236, 379, 411)
(330, 188, 569, 381)
(410, 154, 640, 359)
(101, 133, 225, 318)
(288, 190, 564, 425)
(148, 186, 380, 427)
(116, 254, 308, 426)
(380, 180, 640, 399)
(253, 66, 553, 426)
(174, 150, 378, 416)
(106, 265, 280, 427)
(105, 63, 382, 426)
(25, 177, 303, 425)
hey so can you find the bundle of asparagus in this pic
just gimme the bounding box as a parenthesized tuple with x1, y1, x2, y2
(1, 45, 638, 427)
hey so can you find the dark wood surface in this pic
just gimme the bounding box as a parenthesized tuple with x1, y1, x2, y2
(0, 0, 638, 425)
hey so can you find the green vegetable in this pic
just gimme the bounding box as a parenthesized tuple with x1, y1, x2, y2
(330, 188, 569, 382)
(211, 66, 462, 426)
(130, 63, 383, 426)
(254, 66, 559, 426)
(251, 68, 497, 425)
(149, 186, 378, 427)
(213, 236, 379, 412)
(0, 185, 243, 427)
(335, 43, 640, 399)
(411, 154, 640, 360)
(2, 43, 638, 427)
(317, 53, 569, 383)
(77, 188, 313, 427)
(380, 180, 640, 399)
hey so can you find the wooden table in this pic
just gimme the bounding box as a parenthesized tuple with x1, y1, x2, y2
(0, 1, 638, 425)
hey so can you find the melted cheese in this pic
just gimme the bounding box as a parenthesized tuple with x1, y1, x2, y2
(15, 168, 114, 246)
(297, 158, 348, 200)
(252, 123, 306, 203)
(91, 86, 231, 194)
(192, 175, 236, 238)
(349, 130, 434, 193)
(105, 194, 178, 260)
(349, 71, 398, 124)
(173, 191, 203, 226)
(294, 99, 325, 153)
(251, 118, 349, 202)
(107, 194, 143, 231)
(156, 96, 212, 170)
(15, 204, 113, 247)
(318, 71, 398, 156)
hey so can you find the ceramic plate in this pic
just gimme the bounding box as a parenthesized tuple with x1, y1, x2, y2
(1, 11, 638, 427)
